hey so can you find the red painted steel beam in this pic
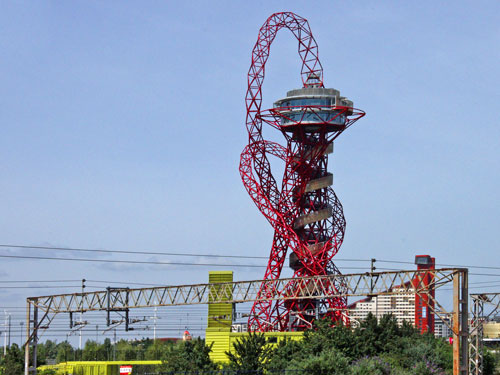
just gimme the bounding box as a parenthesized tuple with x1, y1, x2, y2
(240, 12, 365, 331)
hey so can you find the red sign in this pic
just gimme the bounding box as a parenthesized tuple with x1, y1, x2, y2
(120, 366, 133, 374)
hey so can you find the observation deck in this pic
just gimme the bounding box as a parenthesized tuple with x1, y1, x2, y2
(263, 87, 357, 134)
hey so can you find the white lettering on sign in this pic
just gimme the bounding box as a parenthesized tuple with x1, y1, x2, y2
(120, 366, 133, 374)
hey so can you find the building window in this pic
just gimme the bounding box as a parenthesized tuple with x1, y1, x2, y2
(391, 297, 397, 309)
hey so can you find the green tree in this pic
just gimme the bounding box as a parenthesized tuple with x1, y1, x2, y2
(56, 341, 74, 363)
(482, 349, 495, 375)
(82, 340, 108, 361)
(287, 348, 350, 375)
(265, 338, 302, 372)
(102, 338, 112, 360)
(350, 357, 391, 375)
(38, 370, 57, 375)
(225, 332, 273, 374)
(265, 314, 452, 374)
(301, 318, 358, 360)
(145, 340, 170, 360)
(159, 338, 217, 373)
(115, 339, 137, 360)
(1, 344, 24, 375)
(36, 340, 58, 365)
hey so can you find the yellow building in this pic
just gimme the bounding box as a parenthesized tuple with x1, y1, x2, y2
(204, 271, 303, 362)
(38, 361, 161, 375)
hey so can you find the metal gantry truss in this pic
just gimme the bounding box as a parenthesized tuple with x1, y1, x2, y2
(469, 293, 500, 375)
(24, 268, 469, 375)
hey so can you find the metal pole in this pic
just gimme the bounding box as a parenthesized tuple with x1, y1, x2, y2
(3, 311, 7, 355)
(370, 259, 377, 320)
(153, 306, 157, 341)
(24, 302, 30, 375)
(8, 314, 11, 348)
(95, 325, 98, 360)
(460, 270, 469, 375)
(79, 279, 85, 351)
(469, 296, 480, 375)
(20, 322, 24, 347)
(476, 298, 483, 375)
(453, 272, 460, 375)
(453, 270, 469, 375)
(474, 298, 481, 375)
(32, 306, 38, 375)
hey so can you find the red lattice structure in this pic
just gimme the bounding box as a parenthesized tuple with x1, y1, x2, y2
(240, 12, 365, 331)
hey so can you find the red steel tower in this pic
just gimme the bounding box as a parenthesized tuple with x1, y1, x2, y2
(240, 12, 365, 331)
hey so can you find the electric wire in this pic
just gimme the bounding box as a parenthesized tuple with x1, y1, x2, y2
(0, 254, 264, 268)
(0, 244, 370, 262)
(2, 244, 500, 271)
(378, 259, 500, 271)
(0, 253, 374, 269)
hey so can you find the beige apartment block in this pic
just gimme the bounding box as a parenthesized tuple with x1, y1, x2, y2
(348, 287, 415, 327)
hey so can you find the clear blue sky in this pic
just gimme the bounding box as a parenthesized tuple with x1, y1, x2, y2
(0, 1, 499, 343)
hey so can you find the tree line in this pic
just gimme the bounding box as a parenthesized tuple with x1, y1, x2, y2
(1, 314, 498, 375)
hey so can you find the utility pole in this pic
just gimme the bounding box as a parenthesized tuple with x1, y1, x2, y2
(369, 258, 376, 293)
(95, 325, 98, 360)
(7, 314, 11, 348)
(153, 306, 157, 341)
(80, 279, 85, 351)
(370, 259, 378, 321)
(113, 329, 116, 361)
(3, 311, 8, 355)
(20, 322, 24, 347)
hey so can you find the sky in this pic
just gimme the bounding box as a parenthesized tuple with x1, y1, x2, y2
(0, 1, 499, 345)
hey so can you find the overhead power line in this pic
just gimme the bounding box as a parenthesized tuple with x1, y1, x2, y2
(2, 244, 500, 271)
(0, 253, 371, 270)
(0, 254, 264, 268)
(0, 243, 268, 259)
(0, 280, 81, 283)
(0, 285, 119, 289)
(378, 259, 500, 272)
(0, 244, 370, 262)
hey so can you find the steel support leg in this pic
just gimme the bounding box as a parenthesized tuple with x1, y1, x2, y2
(32, 306, 38, 375)
(453, 270, 469, 375)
